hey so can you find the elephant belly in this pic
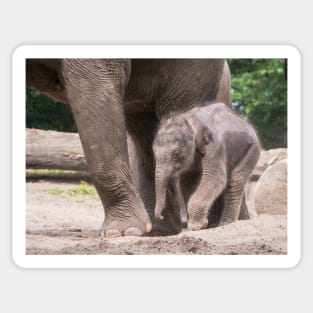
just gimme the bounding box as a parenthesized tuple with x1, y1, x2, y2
(125, 59, 225, 118)
(124, 98, 155, 113)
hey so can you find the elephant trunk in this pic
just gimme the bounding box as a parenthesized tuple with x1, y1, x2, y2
(154, 168, 170, 221)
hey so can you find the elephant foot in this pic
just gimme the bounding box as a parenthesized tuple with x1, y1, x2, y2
(149, 214, 182, 236)
(102, 229, 121, 238)
(219, 216, 236, 227)
(101, 223, 152, 238)
(100, 213, 152, 238)
(187, 218, 208, 231)
(149, 223, 181, 236)
(101, 225, 152, 238)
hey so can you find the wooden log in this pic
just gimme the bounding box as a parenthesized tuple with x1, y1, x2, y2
(27, 128, 286, 182)
(26, 128, 88, 171)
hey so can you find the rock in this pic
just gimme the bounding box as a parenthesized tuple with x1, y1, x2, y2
(250, 148, 287, 181)
(243, 184, 258, 218)
(245, 148, 287, 217)
(254, 159, 287, 215)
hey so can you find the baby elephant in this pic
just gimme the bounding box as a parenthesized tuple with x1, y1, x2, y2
(153, 103, 261, 231)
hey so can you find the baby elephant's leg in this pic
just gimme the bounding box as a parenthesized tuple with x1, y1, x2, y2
(219, 178, 245, 225)
(220, 143, 260, 225)
(187, 159, 227, 231)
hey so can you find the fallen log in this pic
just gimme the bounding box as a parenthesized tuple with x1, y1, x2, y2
(26, 128, 87, 171)
(27, 128, 287, 181)
(26, 129, 138, 178)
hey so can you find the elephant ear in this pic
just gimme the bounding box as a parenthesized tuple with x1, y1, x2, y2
(195, 126, 213, 155)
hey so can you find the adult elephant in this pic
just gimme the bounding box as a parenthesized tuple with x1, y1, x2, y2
(26, 59, 231, 237)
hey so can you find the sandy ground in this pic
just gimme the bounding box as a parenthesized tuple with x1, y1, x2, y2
(26, 179, 287, 255)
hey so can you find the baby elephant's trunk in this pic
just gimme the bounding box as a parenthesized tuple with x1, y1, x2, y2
(154, 171, 169, 221)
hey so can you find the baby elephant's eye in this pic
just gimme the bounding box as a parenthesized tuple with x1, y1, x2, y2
(172, 149, 181, 161)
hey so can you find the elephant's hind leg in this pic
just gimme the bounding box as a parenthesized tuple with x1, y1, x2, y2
(220, 142, 260, 225)
(219, 179, 245, 225)
(126, 113, 157, 216)
(126, 112, 182, 236)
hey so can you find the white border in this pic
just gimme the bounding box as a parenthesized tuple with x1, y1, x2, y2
(12, 45, 301, 268)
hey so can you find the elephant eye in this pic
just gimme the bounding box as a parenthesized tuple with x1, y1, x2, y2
(172, 149, 181, 161)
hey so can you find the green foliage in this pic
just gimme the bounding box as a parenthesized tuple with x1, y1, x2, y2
(45, 181, 99, 199)
(26, 90, 77, 132)
(228, 59, 287, 149)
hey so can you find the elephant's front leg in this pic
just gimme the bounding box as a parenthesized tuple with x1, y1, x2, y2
(187, 157, 227, 231)
(62, 59, 151, 238)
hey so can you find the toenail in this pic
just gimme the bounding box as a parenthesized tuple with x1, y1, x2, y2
(106, 229, 122, 238)
(124, 227, 143, 237)
(146, 223, 152, 233)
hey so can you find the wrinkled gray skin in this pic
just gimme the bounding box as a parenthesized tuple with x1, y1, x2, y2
(26, 59, 230, 237)
(153, 103, 260, 230)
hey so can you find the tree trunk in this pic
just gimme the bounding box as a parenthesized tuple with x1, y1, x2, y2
(26, 128, 87, 171)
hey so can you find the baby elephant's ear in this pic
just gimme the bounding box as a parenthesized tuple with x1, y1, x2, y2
(196, 126, 213, 154)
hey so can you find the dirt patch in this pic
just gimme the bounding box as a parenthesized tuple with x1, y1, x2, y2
(26, 180, 287, 255)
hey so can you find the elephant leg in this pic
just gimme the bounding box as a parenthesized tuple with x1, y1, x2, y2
(126, 113, 157, 216)
(126, 112, 182, 235)
(206, 192, 250, 227)
(152, 179, 183, 235)
(187, 175, 226, 231)
(219, 180, 245, 225)
(220, 143, 260, 225)
(215, 61, 231, 106)
(238, 187, 251, 220)
(62, 59, 151, 238)
(207, 193, 225, 227)
(186, 150, 227, 231)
